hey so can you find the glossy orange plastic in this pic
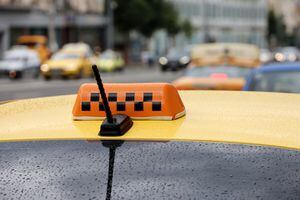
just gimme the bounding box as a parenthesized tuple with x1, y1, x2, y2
(72, 83, 185, 120)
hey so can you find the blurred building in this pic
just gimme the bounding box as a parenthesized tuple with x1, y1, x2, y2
(151, 0, 267, 57)
(0, 0, 106, 57)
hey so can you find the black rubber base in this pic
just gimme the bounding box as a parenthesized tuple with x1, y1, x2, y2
(99, 114, 133, 137)
(101, 140, 124, 148)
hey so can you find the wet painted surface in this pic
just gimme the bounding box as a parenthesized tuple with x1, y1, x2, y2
(0, 141, 299, 200)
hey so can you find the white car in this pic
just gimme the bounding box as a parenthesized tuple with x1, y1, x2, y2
(0, 46, 41, 79)
(260, 48, 272, 64)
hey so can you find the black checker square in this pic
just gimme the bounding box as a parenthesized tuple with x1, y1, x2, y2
(143, 92, 153, 102)
(126, 93, 135, 101)
(99, 102, 105, 111)
(117, 102, 126, 111)
(134, 102, 144, 111)
(108, 93, 117, 101)
(152, 102, 161, 111)
(81, 102, 91, 111)
(90, 93, 100, 101)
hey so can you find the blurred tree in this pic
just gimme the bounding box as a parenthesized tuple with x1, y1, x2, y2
(267, 9, 277, 45)
(181, 19, 193, 38)
(113, 0, 154, 35)
(287, 29, 298, 46)
(113, 0, 192, 38)
(276, 15, 288, 45)
(267, 9, 297, 47)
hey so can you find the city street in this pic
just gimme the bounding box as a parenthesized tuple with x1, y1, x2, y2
(1, 0, 300, 199)
(0, 66, 184, 101)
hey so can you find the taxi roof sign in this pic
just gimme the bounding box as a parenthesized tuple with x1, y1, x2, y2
(72, 83, 186, 121)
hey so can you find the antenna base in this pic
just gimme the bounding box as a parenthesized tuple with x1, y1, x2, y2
(100, 114, 133, 136)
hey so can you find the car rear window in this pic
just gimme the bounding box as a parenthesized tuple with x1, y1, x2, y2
(186, 66, 251, 78)
(0, 141, 299, 199)
(51, 53, 81, 60)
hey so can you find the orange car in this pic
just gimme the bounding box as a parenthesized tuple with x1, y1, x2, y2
(173, 66, 248, 90)
(173, 43, 260, 90)
(17, 35, 51, 63)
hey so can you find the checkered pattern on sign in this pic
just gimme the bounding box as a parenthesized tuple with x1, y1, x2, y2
(81, 92, 162, 112)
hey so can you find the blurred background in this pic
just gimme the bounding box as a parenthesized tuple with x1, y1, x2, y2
(0, 0, 300, 100)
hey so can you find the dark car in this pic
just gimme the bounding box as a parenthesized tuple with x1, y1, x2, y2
(158, 48, 190, 72)
(273, 47, 300, 63)
(244, 62, 300, 93)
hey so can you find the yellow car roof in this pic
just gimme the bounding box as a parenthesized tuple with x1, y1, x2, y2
(61, 43, 91, 53)
(0, 91, 300, 151)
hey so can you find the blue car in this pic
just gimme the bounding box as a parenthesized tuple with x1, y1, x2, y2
(244, 62, 300, 93)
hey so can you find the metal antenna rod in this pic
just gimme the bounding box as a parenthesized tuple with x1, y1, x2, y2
(106, 146, 116, 200)
(92, 65, 113, 123)
(102, 141, 123, 200)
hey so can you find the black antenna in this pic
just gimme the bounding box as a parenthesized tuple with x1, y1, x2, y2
(92, 65, 113, 123)
(92, 64, 133, 137)
(91, 65, 133, 200)
(101, 140, 124, 200)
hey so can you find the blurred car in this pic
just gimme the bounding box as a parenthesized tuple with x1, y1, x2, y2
(159, 48, 190, 72)
(61, 42, 92, 53)
(244, 62, 300, 93)
(40, 43, 94, 80)
(96, 50, 125, 72)
(16, 35, 51, 63)
(173, 43, 259, 90)
(260, 48, 272, 64)
(190, 43, 261, 68)
(0, 46, 41, 79)
(173, 66, 250, 90)
(273, 47, 300, 62)
(141, 50, 155, 67)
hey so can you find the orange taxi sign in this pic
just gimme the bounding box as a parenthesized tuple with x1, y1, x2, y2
(72, 83, 185, 120)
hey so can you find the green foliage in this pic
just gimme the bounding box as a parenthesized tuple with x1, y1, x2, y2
(113, 0, 154, 34)
(181, 20, 193, 38)
(267, 9, 277, 40)
(267, 9, 297, 46)
(113, 0, 193, 38)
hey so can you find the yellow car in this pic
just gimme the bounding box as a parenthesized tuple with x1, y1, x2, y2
(96, 50, 125, 72)
(41, 43, 94, 80)
(1, 90, 299, 150)
(1, 78, 300, 199)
